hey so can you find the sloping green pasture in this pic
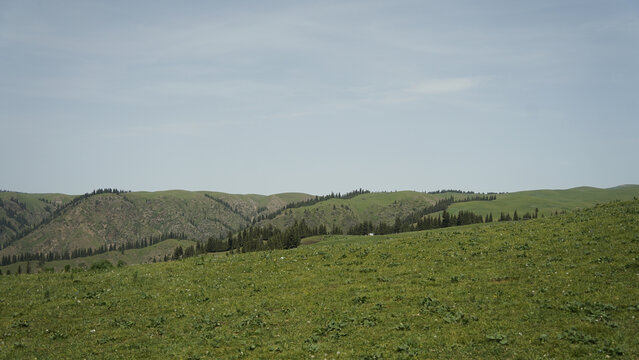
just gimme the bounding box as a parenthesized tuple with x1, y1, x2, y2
(0, 200, 638, 359)
(0, 239, 196, 274)
(446, 185, 639, 218)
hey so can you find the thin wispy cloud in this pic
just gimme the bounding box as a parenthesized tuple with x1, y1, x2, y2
(261, 112, 309, 121)
(409, 77, 483, 95)
(102, 122, 232, 139)
(373, 77, 485, 104)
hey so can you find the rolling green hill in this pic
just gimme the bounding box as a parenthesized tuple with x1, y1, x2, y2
(2, 186, 637, 264)
(253, 186, 639, 233)
(0, 192, 75, 245)
(444, 185, 639, 218)
(1, 199, 637, 358)
(259, 191, 454, 231)
(0, 238, 197, 275)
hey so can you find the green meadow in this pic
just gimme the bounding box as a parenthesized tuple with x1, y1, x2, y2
(0, 239, 196, 275)
(266, 191, 452, 231)
(446, 185, 639, 218)
(1, 199, 637, 359)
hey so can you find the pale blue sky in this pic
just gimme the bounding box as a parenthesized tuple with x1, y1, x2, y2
(1, 0, 637, 195)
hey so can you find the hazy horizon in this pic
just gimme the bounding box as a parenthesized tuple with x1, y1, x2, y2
(2, 1, 637, 195)
(1, 184, 637, 197)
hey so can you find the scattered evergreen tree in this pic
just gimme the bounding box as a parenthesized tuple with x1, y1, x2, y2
(393, 217, 402, 233)
(442, 210, 451, 227)
(183, 245, 195, 258)
(172, 246, 183, 260)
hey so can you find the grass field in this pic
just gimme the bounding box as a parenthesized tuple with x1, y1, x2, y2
(266, 191, 440, 231)
(1, 199, 637, 358)
(446, 185, 639, 218)
(0, 239, 196, 275)
(259, 186, 639, 234)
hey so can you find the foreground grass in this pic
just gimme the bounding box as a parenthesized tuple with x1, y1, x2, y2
(1, 200, 638, 359)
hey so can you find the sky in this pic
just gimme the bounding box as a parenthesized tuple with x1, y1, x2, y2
(1, 0, 638, 195)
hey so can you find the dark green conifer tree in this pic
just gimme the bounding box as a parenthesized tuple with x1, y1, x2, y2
(184, 246, 195, 258)
(442, 210, 451, 227)
(172, 246, 183, 260)
(393, 217, 402, 233)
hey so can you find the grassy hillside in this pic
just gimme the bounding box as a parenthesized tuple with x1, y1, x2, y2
(0, 192, 75, 245)
(253, 186, 639, 234)
(1, 199, 637, 358)
(0, 239, 196, 275)
(262, 191, 444, 231)
(445, 185, 639, 218)
(3, 186, 636, 260)
(0, 191, 312, 257)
